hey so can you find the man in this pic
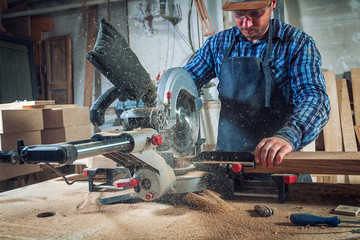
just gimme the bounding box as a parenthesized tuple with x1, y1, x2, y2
(182, 0, 330, 170)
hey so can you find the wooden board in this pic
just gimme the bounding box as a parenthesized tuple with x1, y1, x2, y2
(243, 152, 360, 175)
(22, 104, 78, 109)
(351, 68, 360, 125)
(323, 71, 343, 152)
(0, 100, 54, 110)
(322, 71, 343, 183)
(336, 79, 357, 151)
(333, 205, 360, 216)
(337, 79, 358, 184)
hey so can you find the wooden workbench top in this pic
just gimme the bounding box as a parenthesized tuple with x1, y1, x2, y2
(0, 178, 360, 239)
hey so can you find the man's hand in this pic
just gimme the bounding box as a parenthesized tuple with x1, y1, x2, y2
(254, 137, 293, 168)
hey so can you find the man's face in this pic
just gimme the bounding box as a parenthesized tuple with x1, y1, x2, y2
(232, 1, 274, 42)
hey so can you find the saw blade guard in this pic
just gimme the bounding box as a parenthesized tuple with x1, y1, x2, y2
(156, 67, 202, 155)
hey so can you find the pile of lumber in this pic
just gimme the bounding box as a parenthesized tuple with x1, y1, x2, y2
(0, 100, 92, 181)
(303, 68, 360, 184)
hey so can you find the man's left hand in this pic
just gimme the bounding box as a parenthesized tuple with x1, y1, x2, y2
(254, 137, 293, 168)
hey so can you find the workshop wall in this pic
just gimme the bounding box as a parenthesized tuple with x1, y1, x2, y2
(41, 0, 360, 106)
(41, 0, 223, 107)
(43, 1, 128, 106)
(285, 0, 360, 77)
(127, 0, 223, 78)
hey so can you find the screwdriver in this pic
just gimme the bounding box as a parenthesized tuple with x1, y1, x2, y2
(290, 213, 360, 227)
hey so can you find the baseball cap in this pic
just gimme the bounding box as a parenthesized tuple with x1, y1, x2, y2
(222, 0, 272, 11)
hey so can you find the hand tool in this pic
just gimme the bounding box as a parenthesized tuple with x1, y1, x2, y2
(290, 213, 360, 227)
(254, 204, 274, 217)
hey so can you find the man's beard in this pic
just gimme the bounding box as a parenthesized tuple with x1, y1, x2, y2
(240, 22, 270, 40)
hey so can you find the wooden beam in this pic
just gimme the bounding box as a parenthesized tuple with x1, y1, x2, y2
(323, 71, 343, 151)
(351, 68, 360, 125)
(0, 100, 55, 110)
(83, 6, 98, 107)
(337, 79, 357, 151)
(244, 152, 360, 175)
(322, 71, 343, 183)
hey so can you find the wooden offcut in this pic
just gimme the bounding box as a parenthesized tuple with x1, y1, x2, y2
(0, 100, 54, 110)
(333, 205, 360, 216)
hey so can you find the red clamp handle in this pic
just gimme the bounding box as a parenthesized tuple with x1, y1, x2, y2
(113, 178, 139, 188)
(231, 163, 243, 173)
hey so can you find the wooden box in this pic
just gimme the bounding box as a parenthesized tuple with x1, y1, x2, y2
(0, 130, 42, 151)
(0, 163, 41, 181)
(41, 124, 92, 144)
(0, 109, 43, 134)
(42, 107, 90, 129)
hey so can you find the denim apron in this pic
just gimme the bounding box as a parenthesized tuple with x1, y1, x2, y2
(216, 22, 292, 152)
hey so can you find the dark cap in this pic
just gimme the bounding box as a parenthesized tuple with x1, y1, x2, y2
(222, 0, 272, 11)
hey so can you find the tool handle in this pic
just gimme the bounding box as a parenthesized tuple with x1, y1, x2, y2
(290, 213, 340, 227)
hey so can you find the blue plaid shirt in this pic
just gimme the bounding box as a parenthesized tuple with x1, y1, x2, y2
(184, 19, 330, 150)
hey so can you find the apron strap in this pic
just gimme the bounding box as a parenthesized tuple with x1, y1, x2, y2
(225, 37, 236, 58)
(264, 21, 273, 107)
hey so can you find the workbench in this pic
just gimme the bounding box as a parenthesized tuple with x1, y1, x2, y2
(0, 177, 360, 240)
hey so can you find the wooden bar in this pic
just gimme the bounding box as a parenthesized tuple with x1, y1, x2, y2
(244, 152, 360, 175)
(351, 68, 360, 125)
(337, 79, 357, 151)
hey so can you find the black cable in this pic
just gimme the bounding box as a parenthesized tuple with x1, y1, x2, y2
(187, 0, 195, 53)
(44, 163, 89, 185)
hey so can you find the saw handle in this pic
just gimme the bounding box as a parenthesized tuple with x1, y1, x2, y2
(290, 213, 340, 227)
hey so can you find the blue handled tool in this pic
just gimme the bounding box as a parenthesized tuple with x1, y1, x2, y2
(290, 213, 360, 227)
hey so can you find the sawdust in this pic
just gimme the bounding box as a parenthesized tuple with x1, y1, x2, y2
(71, 192, 103, 214)
(184, 190, 235, 213)
(1, 181, 360, 240)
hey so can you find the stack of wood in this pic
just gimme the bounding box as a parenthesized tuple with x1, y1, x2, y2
(0, 100, 92, 181)
(304, 68, 360, 184)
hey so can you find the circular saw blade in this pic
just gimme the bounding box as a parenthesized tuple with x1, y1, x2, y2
(156, 68, 201, 155)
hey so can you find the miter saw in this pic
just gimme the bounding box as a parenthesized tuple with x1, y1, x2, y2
(0, 19, 296, 204)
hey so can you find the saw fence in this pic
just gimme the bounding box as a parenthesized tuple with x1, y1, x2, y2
(302, 68, 360, 184)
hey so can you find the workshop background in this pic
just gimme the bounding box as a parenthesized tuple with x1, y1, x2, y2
(1, 0, 360, 188)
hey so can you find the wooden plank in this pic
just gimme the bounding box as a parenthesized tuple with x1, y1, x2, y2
(322, 71, 343, 183)
(22, 104, 78, 109)
(243, 152, 360, 175)
(83, 6, 98, 107)
(351, 68, 360, 125)
(337, 79, 357, 151)
(323, 71, 343, 151)
(337, 79, 358, 184)
(302, 141, 316, 152)
(0, 100, 55, 110)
